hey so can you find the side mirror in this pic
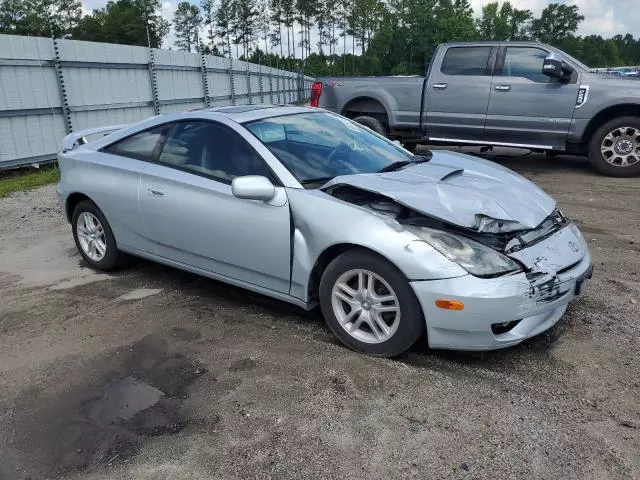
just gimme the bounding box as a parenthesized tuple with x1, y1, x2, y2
(232, 175, 276, 201)
(543, 53, 574, 82)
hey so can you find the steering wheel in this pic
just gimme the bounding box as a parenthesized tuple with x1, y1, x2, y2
(326, 143, 353, 174)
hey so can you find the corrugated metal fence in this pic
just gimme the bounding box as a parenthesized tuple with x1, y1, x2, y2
(0, 34, 314, 168)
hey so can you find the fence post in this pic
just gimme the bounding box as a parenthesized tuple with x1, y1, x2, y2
(52, 38, 72, 133)
(268, 68, 274, 104)
(246, 63, 252, 105)
(259, 62, 264, 104)
(199, 49, 210, 108)
(276, 72, 281, 104)
(148, 47, 160, 115)
(229, 57, 236, 105)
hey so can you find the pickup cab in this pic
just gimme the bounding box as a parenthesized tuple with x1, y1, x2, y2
(313, 41, 640, 177)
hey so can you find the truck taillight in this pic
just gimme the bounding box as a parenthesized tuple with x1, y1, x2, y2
(310, 81, 322, 107)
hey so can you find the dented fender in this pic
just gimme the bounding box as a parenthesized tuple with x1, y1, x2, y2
(286, 188, 467, 302)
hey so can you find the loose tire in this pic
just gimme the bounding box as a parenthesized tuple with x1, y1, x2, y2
(353, 115, 387, 136)
(589, 116, 640, 177)
(72, 200, 123, 270)
(319, 250, 425, 357)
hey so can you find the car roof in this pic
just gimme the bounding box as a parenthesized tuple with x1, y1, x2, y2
(198, 104, 316, 123)
(441, 40, 547, 47)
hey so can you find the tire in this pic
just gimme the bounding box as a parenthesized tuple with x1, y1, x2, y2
(403, 142, 418, 153)
(319, 250, 425, 357)
(353, 115, 387, 136)
(588, 116, 640, 177)
(71, 200, 124, 271)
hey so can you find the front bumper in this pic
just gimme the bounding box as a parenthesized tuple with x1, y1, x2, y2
(410, 230, 592, 351)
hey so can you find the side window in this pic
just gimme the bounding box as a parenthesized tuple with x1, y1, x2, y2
(502, 47, 549, 83)
(103, 125, 166, 161)
(157, 121, 273, 184)
(441, 47, 492, 76)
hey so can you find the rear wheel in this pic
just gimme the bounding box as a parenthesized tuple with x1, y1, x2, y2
(319, 250, 425, 357)
(589, 116, 640, 177)
(353, 115, 386, 136)
(72, 200, 123, 270)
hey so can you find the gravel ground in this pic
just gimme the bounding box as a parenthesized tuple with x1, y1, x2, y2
(0, 150, 638, 480)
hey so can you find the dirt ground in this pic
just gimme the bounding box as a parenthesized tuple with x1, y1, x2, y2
(0, 149, 638, 480)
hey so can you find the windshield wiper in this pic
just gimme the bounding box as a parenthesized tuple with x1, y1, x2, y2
(300, 176, 334, 185)
(377, 154, 431, 173)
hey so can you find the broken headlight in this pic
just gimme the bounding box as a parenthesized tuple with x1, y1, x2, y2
(406, 226, 522, 277)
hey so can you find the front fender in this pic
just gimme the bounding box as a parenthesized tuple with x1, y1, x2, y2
(286, 189, 466, 302)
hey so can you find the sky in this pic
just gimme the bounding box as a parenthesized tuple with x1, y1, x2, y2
(80, 0, 640, 53)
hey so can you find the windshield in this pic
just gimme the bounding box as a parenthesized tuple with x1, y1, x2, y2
(244, 112, 414, 186)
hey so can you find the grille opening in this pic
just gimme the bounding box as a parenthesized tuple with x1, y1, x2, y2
(491, 320, 522, 335)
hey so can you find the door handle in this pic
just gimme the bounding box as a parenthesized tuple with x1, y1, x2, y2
(494, 84, 511, 91)
(432, 83, 448, 90)
(147, 187, 164, 196)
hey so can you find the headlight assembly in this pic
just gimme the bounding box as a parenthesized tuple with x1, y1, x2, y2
(406, 226, 522, 277)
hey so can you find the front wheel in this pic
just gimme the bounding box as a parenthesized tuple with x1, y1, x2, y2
(589, 117, 640, 177)
(319, 250, 425, 357)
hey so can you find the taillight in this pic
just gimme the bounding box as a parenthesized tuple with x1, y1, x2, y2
(310, 81, 322, 107)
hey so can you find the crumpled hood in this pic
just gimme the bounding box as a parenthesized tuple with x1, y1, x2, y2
(323, 150, 556, 233)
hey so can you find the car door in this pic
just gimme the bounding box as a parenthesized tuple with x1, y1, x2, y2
(96, 124, 170, 252)
(485, 46, 580, 149)
(424, 45, 495, 141)
(138, 120, 292, 294)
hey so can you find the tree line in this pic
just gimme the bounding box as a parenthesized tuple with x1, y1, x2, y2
(2, 0, 640, 76)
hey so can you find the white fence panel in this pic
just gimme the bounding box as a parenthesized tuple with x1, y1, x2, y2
(0, 35, 65, 166)
(0, 34, 314, 168)
(205, 55, 232, 106)
(58, 39, 154, 131)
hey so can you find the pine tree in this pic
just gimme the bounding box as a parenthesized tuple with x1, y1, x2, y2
(173, 1, 202, 52)
(215, 0, 234, 57)
(233, 0, 258, 57)
(269, 0, 285, 57)
(200, 0, 217, 52)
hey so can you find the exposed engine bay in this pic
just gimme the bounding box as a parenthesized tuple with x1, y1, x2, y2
(324, 185, 570, 257)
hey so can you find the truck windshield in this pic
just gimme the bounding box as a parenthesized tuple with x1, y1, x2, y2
(244, 112, 415, 187)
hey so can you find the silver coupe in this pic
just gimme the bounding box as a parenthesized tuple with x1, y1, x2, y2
(57, 106, 592, 356)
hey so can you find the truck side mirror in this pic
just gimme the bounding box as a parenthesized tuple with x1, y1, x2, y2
(543, 53, 574, 82)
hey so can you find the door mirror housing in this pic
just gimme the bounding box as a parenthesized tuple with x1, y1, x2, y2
(542, 53, 574, 82)
(232, 175, 276, 201)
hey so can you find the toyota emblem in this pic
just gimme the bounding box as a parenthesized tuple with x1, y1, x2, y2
(568, 241, 580, 252)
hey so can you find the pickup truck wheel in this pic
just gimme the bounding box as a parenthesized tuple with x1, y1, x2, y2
(353, 116, 387, 136)
(589, 117, 640, 177)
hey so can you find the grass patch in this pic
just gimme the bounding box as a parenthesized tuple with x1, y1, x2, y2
(0, 165, 60, 198)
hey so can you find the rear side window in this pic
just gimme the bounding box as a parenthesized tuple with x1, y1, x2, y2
(502, 47, 549, 83)
(441, 47, 492, 76)
(103, 125, 167, 161)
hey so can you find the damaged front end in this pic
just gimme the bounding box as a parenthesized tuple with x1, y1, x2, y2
(324, 184, 588, 284)
(325, 184, 569, 255)
(323, 183, 592, 344)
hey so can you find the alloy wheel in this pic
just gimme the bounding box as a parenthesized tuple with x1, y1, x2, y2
(331, 269, 401, 344)
(600, 126, 640, 167)
(76, 211, 107, 261)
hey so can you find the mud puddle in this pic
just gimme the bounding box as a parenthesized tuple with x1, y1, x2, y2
(4, 335, 206, 479)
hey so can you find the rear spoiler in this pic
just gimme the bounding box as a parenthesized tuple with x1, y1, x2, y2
(60, 124, 129, 153)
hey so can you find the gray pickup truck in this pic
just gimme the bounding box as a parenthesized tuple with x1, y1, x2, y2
(313, 41, 640, 177)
